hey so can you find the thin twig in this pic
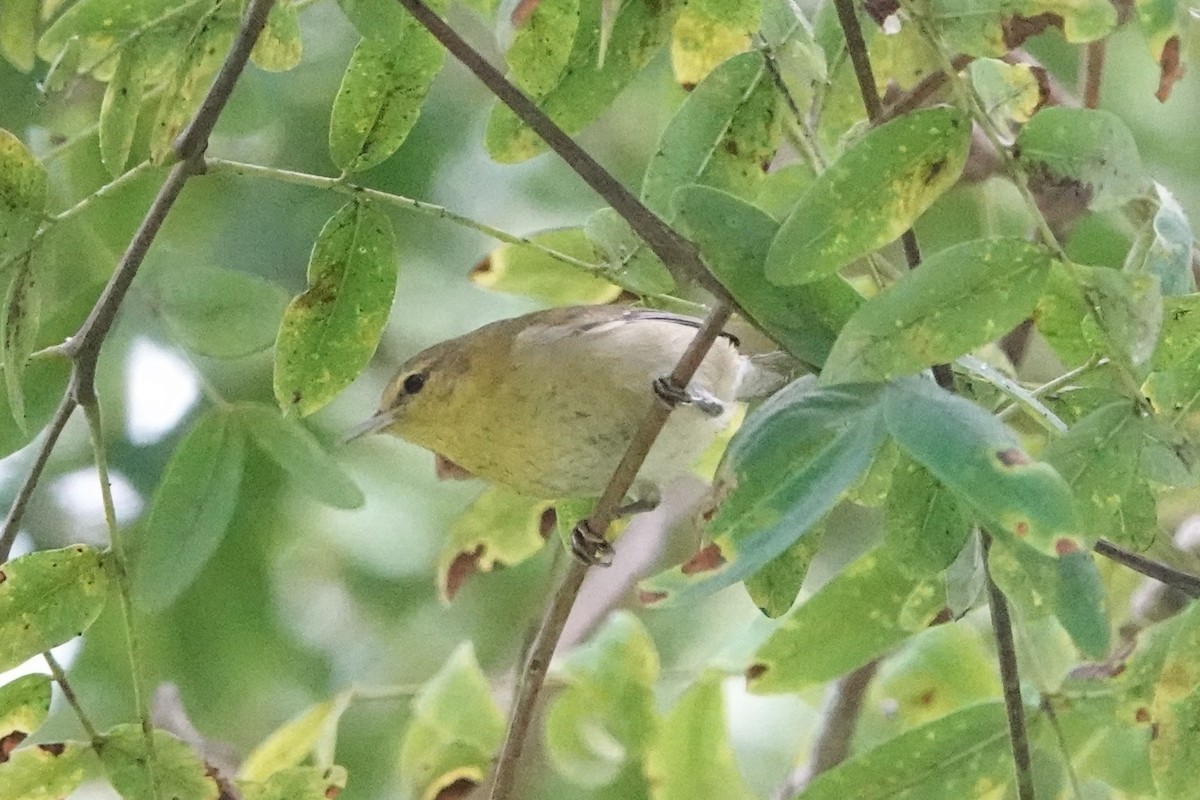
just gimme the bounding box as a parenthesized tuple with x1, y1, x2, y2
(1080, 41, 1105, 109)
(44, 650, 101, 746)
(772, 660, 879, 800)
(984, 534, 1036, 800)
(390, 0, 730, 302)
(486, 300, 735, 800)
(1094, 539, 1200, 598)
(0, 392, 76, 561)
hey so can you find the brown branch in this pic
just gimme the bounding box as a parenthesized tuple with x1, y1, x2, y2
(1094, 539, 1200, 598)
(485, 300, 734, 800)
(984, 533, 1036, 800)
(1080, 40, 1105, 109)
(879, 54, 975, 122)
(392, 0, 731, 303)
(772, 660, 879, 799)
(0, 0, 277, 565)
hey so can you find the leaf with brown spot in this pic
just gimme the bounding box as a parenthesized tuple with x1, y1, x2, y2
(101, 724, 220, 800)
(0, 739, 89, 797)
(0, 673, 51, 760)
(436, 487, 551, 602)
(680, 542, 725, 574)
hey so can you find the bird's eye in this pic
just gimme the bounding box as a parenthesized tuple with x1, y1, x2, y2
(403, 372, 427, 395)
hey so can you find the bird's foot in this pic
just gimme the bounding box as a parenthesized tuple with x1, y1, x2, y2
(570, 520, 615, 567)
(652, 376, 725, 417)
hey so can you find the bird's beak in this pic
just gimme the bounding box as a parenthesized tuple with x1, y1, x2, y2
(342, 409, 397, 444)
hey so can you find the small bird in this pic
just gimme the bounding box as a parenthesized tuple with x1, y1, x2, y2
(353, 305, 767, 562)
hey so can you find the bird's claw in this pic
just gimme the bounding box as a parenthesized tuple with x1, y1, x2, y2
(571, 520, 615, 567)
(652, 376, 725, 417)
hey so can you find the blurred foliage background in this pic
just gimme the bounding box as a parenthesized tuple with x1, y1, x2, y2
(2, 0, 1200, 798)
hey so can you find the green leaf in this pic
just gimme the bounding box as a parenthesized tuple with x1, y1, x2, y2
(470, 228, 620, 304)
(546, 612, 658, 788)
(672, 185, 862, 365)
(485, 0, 678, 163)
(274, 199, 397, 416)
(884, 457, 973, 578)
(1077, 263, 1164, 372)
(398, 643, 505, 800)
(234, 404, 364, 510)
(328, 32, 445, 173)
(134, 409, 246, 611)
(251, 0, 302, 72)
(437, 486, 552, 602)
(748, 545, 943, 693)
(644, 673, 753, 800)
(765, 106, 971, 285)
(37, 0, 183, 63)
(1126, 183, 1196, 296)
(0, 546, 109, 672)
(239, 766, 348, 800)
(155, 265, 290, 359)
(1043, 401, 1159, 549)
(0, 128, 46, 269)
(884, 378, 1082, 556)
(0, 674, 52, 744)
(582, 207, 675, 296)
(822, 238, 1055, 384)
(743, 521, 824, 618)
(1016, 107, 1148, 213)
(505, 0, 579, 97)
(874, 625, 1002, 728)
(99, 724, 219, 800)
(669, 0, 761, 87)
(0, 740, 91, 800)
(0, 0, 38, 72)
(968, 58, 1044, 132)
(99, 40, 149, 177)
(1150, 600, 1200, 797)
(928, 0, 1117, 57)
(640, 381, 888, 605)
(641, 51, 779, 218)
(795, 702, 1011, 799)
(149, 10, 238, 163)
(239, 692, 352, 782)
(988, 538, 1111, 658)
(336, 0, 416, 41)
(1, 255, 39, 431)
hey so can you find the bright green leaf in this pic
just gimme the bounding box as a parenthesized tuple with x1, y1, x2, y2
(1, 255, 39, 431)
(884, 457, 973, 578)
(328, 32, 444, 173)
(239, 692, 352, 782)
(670, 0, 761, 87)
(0, 740, 91, 800)
(928, 0, 1117, 57)
(583, 207, 675, 296)
(134, 409, 246, 611)
(875, 625, 1002, 728)
(485, 0, 678, 163)
(0, 0, 38, 73)
(968, 58, 1044, 133)
(470, 228, 620, 304)
(743, 521, 824, 618)
(765, 106, 971, 285)
(795, 702, 1011, 799)
(37, 0, 183, 63)
(640, 380, 887, 605)
(234, 404, 364, 510)
(99, 40, 150, 178)
(505, 0, 579, 97)
(884, 377, 1081, 556)
(0, 674, 52, 744)
(1016, 107, 1148, 213)
(645, 673, 753, 800)
(437, 486, 552, 602)
(1150, 599, 1200, 796)
(99, 724, 219, 800)
(642, 51, 780, 218)
(274, 199, 397, 416)
(336, 0, 415, 41)
(0, 128, 46, 269)
(672, 185, 862, 366)
(1043, 401, 1160, 549)
(398, 643, 505, 800)
(155, 265, 290, 359)
(0, 546, 109, 672)
(1077, 263, 1163, 372)
(239, 766, 348, 800)
(149, 10, 237, 163)
(251, 0, 302, 72)
(822, 238, 1055, 384)
(748, 545, 943, 694)
(546, 612, 658, 788)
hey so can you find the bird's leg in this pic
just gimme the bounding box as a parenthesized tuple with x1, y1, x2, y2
(571, 520, 615, 567)
(652, 376, 726, 417)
